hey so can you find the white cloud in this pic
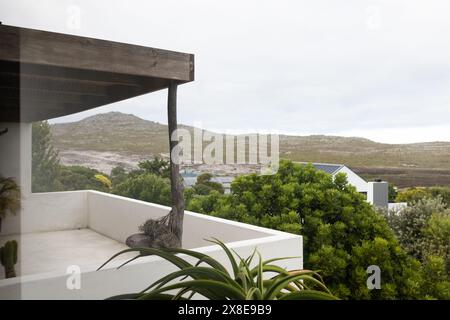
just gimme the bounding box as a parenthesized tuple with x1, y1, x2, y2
(1, 0, 450, 143)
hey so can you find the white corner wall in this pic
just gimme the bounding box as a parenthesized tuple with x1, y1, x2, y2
(1, 191, 88, 236)
(0, 122, 32, 195)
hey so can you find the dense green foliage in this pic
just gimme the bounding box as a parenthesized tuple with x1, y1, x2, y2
(58, 166, 110, 192)
(100, 239, 337, 300)
(129, 157, 171, 178)
(186, 160, 448, 299)
(385, 197, 450, 299)
(110, 166, 128, 186)
(396, 186, 450, 206)
(32, 122, 112, 192)
(192, 173, 225, 195)
(32, 121, 62, 192)
(388, 184, 398, 202)
(113, 173, 171, 206)
(386, 197, 447, 261)
(109, 159, 173, 206)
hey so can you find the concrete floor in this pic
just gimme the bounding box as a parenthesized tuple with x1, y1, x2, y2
(0, 229, 132, 279)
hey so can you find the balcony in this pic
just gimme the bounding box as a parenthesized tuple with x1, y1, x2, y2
(0, 190, 302, 299)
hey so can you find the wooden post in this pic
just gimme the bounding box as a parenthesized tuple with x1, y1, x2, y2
(167, 81, 184, 247)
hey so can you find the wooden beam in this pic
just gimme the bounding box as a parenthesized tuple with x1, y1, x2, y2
(167, 81, 184, 246)
(0, 72, 145, 96)
(0, 25, 194, 82)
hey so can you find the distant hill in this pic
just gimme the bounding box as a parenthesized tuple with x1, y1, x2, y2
(50, 112, 450, 187)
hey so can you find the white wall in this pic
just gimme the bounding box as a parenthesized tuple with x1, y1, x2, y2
(0, 122, 32, 195)
(1, 191, 88, 236)
(337, 166, 368, 193)
(88, 191, 279, 249)
(0, 123, 32, 235)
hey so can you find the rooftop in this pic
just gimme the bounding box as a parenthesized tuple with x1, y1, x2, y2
(299, 162, 344, 175)
(0, 24, 194, 122)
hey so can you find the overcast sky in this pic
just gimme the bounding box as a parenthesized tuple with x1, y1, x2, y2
(2, 0, 450, 143)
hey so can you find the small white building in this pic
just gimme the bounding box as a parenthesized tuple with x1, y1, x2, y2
(300, 162, 368, 193)
(301, 162, 396, 210)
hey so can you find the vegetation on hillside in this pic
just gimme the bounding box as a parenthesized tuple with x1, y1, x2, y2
(51, 113, 450, 170)
(396, 187, 450, 206)
(50, 112, 450, 188)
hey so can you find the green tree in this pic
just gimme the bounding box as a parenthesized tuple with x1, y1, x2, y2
(421, 255, 450, 299)
(110, 165, 128, 186)
(385, 197, 448, 261)
(192, 173, 224, 195)
(428, 187, 450, 206)
(396, 187, 430, 203)
(32, 121, 62, 192)
(113, 173, 171, 206)
(388, 184, 398, 202)
(59, 166, 110, 192)
(131, 157, 170, 178)
(392, 186, 450, 206)
(186, 160, 428, 299)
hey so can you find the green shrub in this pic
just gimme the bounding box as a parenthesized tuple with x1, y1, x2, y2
(113, 173, 171, 206)
(185, 160, 427, 299)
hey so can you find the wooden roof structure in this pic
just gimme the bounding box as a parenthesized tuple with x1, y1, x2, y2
(0, 24, 194, 246)
(0, 24, 194, 122)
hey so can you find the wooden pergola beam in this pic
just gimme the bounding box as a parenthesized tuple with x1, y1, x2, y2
(0, 24, 194, 122)
(0, 25, 194, 82)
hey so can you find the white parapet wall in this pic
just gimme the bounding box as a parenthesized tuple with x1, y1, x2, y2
(0, 190, 303, 299)
(1, 191, 88, 236)
(88, 191, 276, 248)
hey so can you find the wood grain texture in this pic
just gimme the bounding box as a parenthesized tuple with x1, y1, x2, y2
(0, 25, 194, 81)
(0, 24, 195, 122)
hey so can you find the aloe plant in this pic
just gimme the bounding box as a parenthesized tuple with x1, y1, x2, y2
(98, 238, 338, 300)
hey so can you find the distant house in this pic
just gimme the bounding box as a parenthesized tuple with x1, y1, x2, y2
(301, 162, 405, 210)
(300, 162, 368, 193)
(181, 170, 234, 194)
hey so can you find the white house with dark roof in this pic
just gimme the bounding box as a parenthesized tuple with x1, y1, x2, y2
(301, 162, 403, 210)
(300, 162, 368, 193)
